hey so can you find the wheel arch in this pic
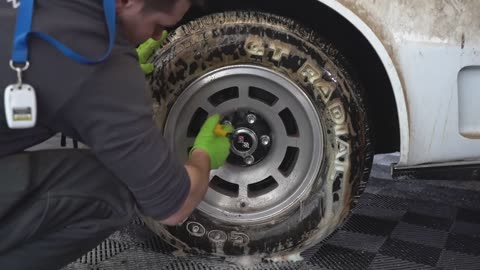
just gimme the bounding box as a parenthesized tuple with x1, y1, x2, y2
(180, 0, 408, 156)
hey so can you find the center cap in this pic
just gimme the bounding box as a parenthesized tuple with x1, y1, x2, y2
(231, 128, 258, 157)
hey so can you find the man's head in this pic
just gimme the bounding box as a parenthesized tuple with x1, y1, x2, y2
(116, 0, 200, 44)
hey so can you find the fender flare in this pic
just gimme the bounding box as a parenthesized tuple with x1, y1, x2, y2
(316, 0, 409, 164)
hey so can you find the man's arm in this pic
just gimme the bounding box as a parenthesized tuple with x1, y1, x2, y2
(54, 50, 196, 221)
(160, 149, 210, 225)
(55, 48, 231, 224)
(160, 114, 233, 225)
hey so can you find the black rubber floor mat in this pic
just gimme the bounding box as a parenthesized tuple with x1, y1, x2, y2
(63, 176, 480, 270)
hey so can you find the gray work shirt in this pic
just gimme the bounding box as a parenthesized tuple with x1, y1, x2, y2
(0, 0, 190, 220)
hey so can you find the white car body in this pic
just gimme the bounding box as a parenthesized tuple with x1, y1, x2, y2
(317, 0, 480, 167)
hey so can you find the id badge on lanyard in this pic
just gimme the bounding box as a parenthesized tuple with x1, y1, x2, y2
(5, 0, 117, 129)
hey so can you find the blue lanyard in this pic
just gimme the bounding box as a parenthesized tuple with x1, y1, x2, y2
(11, 0, 116, 66)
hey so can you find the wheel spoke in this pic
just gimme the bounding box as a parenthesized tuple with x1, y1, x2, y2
(237, 83, 250, 103)
(201, 102, 215, 113)
(287, 137, 300, 147)
(271, 171, 289, 187)
(238, 184, 248, 199)
(272, 103, 286, 114)
(269, 146, 288, 167)
(271, 92, 293, 111)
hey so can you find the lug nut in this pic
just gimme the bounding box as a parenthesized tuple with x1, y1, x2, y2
(244, 155, 255, 165)
(260, 135, 270, 146)
(222, 120, 232, 126)
(246, 114, 257, 124)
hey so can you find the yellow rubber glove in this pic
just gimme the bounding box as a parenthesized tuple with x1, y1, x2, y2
(191, 114, 234, 170)
(136, 31, 168, 74)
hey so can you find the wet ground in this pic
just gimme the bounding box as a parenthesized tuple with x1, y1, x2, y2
(49, 149, 480, 270)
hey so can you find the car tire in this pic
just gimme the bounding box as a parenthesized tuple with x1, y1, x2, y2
(143, 11, 374, 259)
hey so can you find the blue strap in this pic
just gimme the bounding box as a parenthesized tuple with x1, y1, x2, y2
(11, 0, 116, 66)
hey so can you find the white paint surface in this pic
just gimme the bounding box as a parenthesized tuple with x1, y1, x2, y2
(313, 0, 410, 166)
(320, 0, 480, 165)
(398, 45, 480, 165)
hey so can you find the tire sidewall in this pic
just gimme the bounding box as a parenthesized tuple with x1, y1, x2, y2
(146, 12, 371, 257)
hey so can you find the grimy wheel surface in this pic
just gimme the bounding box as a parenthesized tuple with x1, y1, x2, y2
(143, 11, 373, 260)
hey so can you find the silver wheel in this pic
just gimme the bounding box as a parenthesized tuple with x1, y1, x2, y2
(164, 65, 324, 224)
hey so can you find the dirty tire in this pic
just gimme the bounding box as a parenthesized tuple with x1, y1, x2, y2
(143, 11, 373, 258)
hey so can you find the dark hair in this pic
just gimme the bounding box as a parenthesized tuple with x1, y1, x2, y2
(144, 0, 205, 12)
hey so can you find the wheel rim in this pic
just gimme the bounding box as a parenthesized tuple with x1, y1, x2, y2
(164, 65, 324, 224)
